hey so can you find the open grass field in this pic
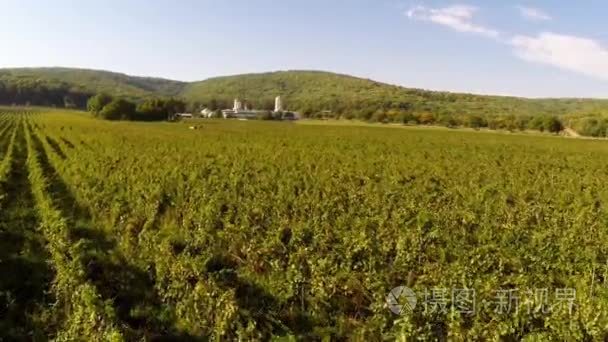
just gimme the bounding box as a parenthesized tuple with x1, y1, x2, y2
(1, 109, 608, 340)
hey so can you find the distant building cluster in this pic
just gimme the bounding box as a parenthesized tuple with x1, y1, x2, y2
(220, 98, 261, 119)
(200, 96, 299, 120)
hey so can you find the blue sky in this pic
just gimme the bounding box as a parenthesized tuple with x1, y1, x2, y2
(1, 0, 608, 98)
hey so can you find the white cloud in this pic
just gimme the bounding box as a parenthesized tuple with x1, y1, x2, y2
(407, 5, 499, 38)
(517, 6, 552, 21)
(511, 32, 608, 80)
(407, 4, 608, 82)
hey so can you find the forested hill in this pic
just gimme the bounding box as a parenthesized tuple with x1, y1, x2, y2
(0, 67, 185, 108)
(3, 67, 608, 121)
(181, 70, 608, 118)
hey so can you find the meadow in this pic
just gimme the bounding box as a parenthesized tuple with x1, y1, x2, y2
(1, 109, 608, 340)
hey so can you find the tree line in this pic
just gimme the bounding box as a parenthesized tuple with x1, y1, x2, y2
(577, 118, 608, 137)
(0, 77, 90, 108)
(87, 94, 186, 121)
(340, 110, 564, 133)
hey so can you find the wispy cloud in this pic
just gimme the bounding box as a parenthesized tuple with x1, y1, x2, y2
(406, 4, 608, 82)
(511, 33, 608, 80)
(517, 6, 552, 21)
(406, 5, 499, 38)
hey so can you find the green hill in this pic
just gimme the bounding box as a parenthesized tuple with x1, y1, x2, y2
(181, 70, 608, 119)
(0, 67, 185, 107)
(2, 67, 608, 124)
(3, 67, 186, 96)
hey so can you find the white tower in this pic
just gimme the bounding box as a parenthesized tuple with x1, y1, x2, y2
(274, 96, 283, 112)
(233, 99, 242, 111)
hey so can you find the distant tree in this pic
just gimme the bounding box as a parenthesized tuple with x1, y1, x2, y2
(164, 98, 187, 118)
(487, 117, 506, 130)
(503, 115, 519, 132)
(397, 101, 412, 111)
(100, 99, 136, 120)
(544, 116, 564, 133)
(341, 112, 355, 120)
(396, 111, 416, 124)
(136, 98, 167, 121)
(208, 98, 219, 110)
(386, 109, 400, 122)
(136, 97, 187, 121)
(417, 112, 436, 125)
(579, 118, 601, 137)
(528, 116, 546, 132)
(259, 98, 275, 111)
(438, 114, 458, 128)
(467, 115, 486, 129)
(359, 108, 375, 121)
(187, 101, 201, 113)
(370, 110, 388, 123)
(514, 116, 531, 131)
(87, 93, 113, 115)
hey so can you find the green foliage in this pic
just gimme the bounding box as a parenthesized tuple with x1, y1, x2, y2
(180, 70, 608, 121)
(16, 115, 124, 339)
(528, 115, 546, 131)
(525, 115, 564, 133)
(544, 116, 564, 133)
(467, 115, 487, 128)
(0, 67, 185, 107)
(370, 109, 388, 123)
(2, 110, 607, 339)
(568, 114, 608, 137)
(87, 93, 113, 115)
(136, 97, 186, 121)
(164, 98, 187, 117)
(417, 112, 436, 125)
(99, 99, 136, 121)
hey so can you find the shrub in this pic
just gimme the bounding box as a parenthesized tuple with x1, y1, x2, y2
(87, 93, 113, 115)
(99, 99, 136, 121)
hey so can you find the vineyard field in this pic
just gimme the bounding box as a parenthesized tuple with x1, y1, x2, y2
(2, 109, 608, 340)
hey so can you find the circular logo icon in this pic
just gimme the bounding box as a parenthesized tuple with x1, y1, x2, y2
(386, 286, 417, 315)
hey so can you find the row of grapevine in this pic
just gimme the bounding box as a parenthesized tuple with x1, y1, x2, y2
(23, 115, 124, 341)
(0, 112, 55, 339)
(0, 116, 17, 184)
(4, 109, 608, 340)
(31, 120, 201, 339)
